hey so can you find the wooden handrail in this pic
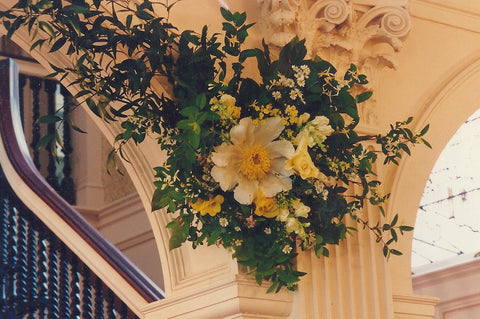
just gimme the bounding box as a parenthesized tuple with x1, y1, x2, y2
(0, 58, 165, 304)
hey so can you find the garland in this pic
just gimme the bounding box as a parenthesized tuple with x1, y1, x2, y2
(0, 0, 430, 292)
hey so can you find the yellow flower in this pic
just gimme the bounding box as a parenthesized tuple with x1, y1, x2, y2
(227, 103, 241, 119)
(284, 138, 320, 179)
(191, 195, 224, 216)
(210, 94, 241, 120)
(254, 191, 280, 218)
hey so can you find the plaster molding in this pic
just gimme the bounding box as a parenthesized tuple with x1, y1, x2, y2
(412, 256, 480, 290)
(411, 0, 480, 33)
(434, 294, 480, 319)
(142, 275, 293, 319)
(388, 53, 480, 296)
(116, 231, 155, 251)
(392, 294, 439, 318)
(258, 0, 411, 125)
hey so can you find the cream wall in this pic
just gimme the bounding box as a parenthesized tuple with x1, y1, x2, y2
(413, 254, 480, 319)
(2, 0, 480, 318)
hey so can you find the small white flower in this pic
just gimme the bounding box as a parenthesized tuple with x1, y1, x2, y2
(234, 226, 241, 232)
(282, 245, 293, 254)
(286, 217, 300, 234)
(300, 65, 310, 76)
(272, 91, 282, 100)
(289, 90, 298, 100)
(297, 76, 305, 87)
(322, 189, 329, 201)
(219, 217, 229, 227)
(264, 227, 272, 235)
(277, 208, 290, 222)
(293, 201, 310, 218)
(234, 239, 243, 246)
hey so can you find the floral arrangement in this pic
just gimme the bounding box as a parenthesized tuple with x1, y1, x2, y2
(1, 1, 429, 292)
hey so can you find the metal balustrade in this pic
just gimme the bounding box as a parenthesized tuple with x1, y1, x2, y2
(19, 75, 76, 204)
(0, 173, 139, 318)
(0, 58, 164, 318)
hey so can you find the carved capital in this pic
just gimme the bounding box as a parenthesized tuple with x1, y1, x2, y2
(258, 0, 411, 124)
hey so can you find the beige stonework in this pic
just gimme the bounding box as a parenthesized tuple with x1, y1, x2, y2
(5, 0, 480, 317)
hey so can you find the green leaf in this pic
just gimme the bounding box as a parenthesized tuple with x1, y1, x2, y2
(136, 9, 154, 21)
(35, 0, 53, 10)
(421, 138, 432, 148)
(222, 22, 236, 34)
(168, 222, 187, 250)
(36, 134, 54, 150)
(278, 269, 300, 284)
(195, 93, 207, 109)
(390, 249, 403, 256)
(39, 21, 55, 38)
(234, 12, 247, 27)
(399, 225, 414, 232)
(65, 115, 87, 134)
(420, 124, 430, 136)
(151, 188, 169, 211)
(50, 37, 67, 53)
(383, 246, 389, 257)
(220, 7, 233, 21)
(63, 5, 91, 14)
(355, 91, 372, 103)
(239, 48, 261, 62)
(390, 228, 398, 242)
(391, 214, 398, 227)
(30, 39, 46, 51)
(37, 114, 62, 124)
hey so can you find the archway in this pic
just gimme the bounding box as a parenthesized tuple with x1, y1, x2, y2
(389, 55, 480, 295)
(413, 108, 480, 268)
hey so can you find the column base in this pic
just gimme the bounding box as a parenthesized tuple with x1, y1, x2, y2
(142, 275, 293, 319)
(393, 294, 439, 319)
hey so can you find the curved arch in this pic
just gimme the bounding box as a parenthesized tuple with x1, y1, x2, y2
(388, 53, 480, 295)
(0, 9, 238, 296)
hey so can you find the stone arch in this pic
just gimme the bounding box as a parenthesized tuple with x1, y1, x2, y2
(388, 53, 480, 295)
(0, 21, 239, 297)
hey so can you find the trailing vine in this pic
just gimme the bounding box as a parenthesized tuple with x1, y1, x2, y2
(0, 0, 430, 292)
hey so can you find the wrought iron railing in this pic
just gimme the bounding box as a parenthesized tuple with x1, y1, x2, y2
(19, 74, 76, 204)
(0, 59, 164, 317)
(0, 171, 140, 318)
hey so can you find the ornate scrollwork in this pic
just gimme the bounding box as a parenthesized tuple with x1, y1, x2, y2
(257, 0, 411, 124)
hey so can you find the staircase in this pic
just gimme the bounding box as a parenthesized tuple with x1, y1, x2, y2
(0, 59, 164, 317)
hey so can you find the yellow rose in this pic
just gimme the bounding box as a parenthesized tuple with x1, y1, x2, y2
(219, 94, 236, 107)
(227, 104, 241, 119)
(211, 94, 241, 119)
(285, 140, 320, 179)
(191, 195, 224, 216)
(254, 191, 280, 218)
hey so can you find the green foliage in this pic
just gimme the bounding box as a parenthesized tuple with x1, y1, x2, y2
(0, 1, 429, 292)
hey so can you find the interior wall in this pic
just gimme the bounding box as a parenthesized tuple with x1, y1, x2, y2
(383, 1, 480, 295)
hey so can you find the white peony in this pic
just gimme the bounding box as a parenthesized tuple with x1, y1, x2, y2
(211, 117, 294, 205)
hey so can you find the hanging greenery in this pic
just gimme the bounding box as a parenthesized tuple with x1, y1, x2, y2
(0, 0, 430, 292)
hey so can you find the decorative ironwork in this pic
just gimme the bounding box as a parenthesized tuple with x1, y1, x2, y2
(0, 166, 140, 318)
(0, 57, 164, 319)
(44, 79, 59, 191)
(59, 85, 76, 204)
(29, 77, 42, 170)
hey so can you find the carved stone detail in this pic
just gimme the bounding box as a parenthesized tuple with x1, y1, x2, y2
(257, 0, 411, 124)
